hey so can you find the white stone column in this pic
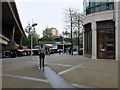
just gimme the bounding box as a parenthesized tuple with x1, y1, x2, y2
(115, 1, 120, 60)
(82, 28, 85, 57)
(92, 21, 97, 59)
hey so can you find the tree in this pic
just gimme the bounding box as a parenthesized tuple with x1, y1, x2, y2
(64, 8, 78, 55)
(64, 31, 70, 38)
(64, 8, 84, 54)
(41, 27, 55, 43)
(22, 23, 40, 48)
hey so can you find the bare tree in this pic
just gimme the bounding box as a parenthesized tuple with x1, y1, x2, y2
(64, 7, 84, 55)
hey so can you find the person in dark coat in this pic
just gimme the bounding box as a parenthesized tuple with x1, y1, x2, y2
(39, 44, 46, 70)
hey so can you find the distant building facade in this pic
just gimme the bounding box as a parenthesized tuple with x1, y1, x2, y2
(50, 28, 58, 37)
(83, 0, 120, 60)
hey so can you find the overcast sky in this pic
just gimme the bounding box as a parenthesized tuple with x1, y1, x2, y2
(16, 0, 83, 37)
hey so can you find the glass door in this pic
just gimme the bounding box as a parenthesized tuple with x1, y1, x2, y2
(97, 29, 115, 59)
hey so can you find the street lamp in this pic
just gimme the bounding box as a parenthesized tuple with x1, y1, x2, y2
(30, 23, 37, 56)
(62, 31, 65, 54)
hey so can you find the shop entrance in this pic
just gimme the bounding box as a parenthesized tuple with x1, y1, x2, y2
(97, 28, 115, 59)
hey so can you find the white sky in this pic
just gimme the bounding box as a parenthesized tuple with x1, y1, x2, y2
(16, 0, 83, 37)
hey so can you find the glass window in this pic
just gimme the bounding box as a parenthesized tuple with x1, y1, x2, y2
(87, 31, 92, 53)
(98, 52, 105, 58)
(101, 4, 107, 11)
(90, 8, 95, 13)
(101, 2, 107, 4)
(84, 0, 114, 16)
(106, 29, 114, 39)
(86, 8, 90, 15)
(95, 2, 101, 5)
(98, 30, 106, 40)
(86, 0, 90, 8)
(106, 52, 114, 58)
(95, 6, 101, 12)
(106, 4, 109, 10)
(90, 2, 95, 7)
(108, 0, 114, 2)
(106, 42, 114, 51)
(109, 3, 114, 10)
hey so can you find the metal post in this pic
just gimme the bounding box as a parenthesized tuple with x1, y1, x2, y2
(62, 32, 64, 54)
(78, 18, 80, 55)
(31, 33, 32, 56)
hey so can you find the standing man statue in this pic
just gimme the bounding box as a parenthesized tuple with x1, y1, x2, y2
(39, 44, 46, 70)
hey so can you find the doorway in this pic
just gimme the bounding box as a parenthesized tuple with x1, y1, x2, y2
(97, 28, 115, 59)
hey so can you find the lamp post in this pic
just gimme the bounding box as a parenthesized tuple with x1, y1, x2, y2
(30, 23, 37, 56)
(62, 31, 65, 54)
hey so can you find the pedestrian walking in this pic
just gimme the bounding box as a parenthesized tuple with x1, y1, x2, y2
(39, 44, 46, 70)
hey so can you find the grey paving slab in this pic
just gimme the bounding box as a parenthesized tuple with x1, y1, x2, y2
(44, 66, 75, 88)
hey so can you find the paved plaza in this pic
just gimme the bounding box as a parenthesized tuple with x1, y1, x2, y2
(1, 53, 118, 88)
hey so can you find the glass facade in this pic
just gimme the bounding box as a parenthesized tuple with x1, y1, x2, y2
(84, 23, 92, 54)
(97, 20, 115, 59)
(83, 0, 114, 16)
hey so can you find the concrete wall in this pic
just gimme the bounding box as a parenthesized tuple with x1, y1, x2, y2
(83, 10, 114, 25)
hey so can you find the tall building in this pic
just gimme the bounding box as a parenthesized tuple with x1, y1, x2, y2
(83, 0, 120, 60)
(50, 28, 58, 37)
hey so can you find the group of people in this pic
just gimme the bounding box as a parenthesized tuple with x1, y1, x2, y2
(38, 44, 83, 70)
(38, 45, 72, 70)
(58, 47, 72, 54)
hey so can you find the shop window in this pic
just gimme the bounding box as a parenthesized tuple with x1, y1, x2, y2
(106, 29, 114, 39)
(106, 52, 114, 58)
(87, 31, 92, 52)
(98, 30, 106, 40)
(97, 20, 115, 59)
(106, 42, 114, 51)
(84, 23, 92, 54)
(85, 31, 92, 54)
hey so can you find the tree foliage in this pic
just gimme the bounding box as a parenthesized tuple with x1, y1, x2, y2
(22, 24, 40, 48)
(64, 8, 84, 45)
(41, 27, 55, 43)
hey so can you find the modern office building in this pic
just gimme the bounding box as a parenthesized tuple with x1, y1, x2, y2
(83, 0, 120, 60)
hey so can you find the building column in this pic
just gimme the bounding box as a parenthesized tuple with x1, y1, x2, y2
(115, 2, 120, 60)
(83, 27, 85, 57)
(92, 21, 97, 59)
